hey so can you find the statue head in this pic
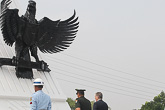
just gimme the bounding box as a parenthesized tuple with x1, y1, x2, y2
(27, 0, 36, 15)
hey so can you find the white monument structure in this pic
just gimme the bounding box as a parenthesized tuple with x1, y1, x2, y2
(0, 35, 71, 110)
(0, 1, 71, 109)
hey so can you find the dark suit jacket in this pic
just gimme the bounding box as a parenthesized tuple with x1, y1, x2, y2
(93, 100, 108, 110)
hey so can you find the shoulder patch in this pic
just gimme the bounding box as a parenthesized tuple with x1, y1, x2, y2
(30, 97, 32, 101)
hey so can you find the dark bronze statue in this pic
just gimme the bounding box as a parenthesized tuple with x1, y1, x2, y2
(0, 0, 79, 79)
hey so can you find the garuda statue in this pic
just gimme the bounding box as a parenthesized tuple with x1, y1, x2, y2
(0, 0, 79, 79)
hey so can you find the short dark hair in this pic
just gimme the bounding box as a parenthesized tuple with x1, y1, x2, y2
(35, 85, 43, 89)
(96, 92, 103, 99)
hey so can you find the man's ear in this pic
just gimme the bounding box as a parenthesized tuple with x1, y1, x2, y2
(76, 108, 81, 110)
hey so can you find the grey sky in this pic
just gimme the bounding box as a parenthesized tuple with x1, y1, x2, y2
(12, 0, 165, 109)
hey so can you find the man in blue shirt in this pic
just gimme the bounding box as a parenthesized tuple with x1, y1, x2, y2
(30, 78, 51, 110)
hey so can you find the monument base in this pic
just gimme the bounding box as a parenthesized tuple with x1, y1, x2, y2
(0, 67, 71, 110)
(0, 41, 71, 110)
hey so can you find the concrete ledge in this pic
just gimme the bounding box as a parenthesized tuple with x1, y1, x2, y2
(0, 95, 67, 102)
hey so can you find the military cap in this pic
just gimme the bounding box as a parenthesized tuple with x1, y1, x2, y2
(75, 89, 86, 91)
(29, 0, 36, 5)
(75, 89, 86, 95)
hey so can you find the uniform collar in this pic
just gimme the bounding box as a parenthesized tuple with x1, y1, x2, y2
(78, 96, 84, 99)
(36, 90, 42, 93)
(97, 99, 102, 102)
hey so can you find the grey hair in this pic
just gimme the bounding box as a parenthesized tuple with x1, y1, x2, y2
(96, 92, 103, 99)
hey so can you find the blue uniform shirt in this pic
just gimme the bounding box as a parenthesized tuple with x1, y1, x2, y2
(30, 90, 51, 110)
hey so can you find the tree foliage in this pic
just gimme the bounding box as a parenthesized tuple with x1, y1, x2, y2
(91, 100, 95, 110)
(66, 98, 76, 110)
(140, 91, 165, 110)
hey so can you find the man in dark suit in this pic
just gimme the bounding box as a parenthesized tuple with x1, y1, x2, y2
(93, 92, 108, 110)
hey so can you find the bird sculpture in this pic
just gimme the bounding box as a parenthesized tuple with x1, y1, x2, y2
(0, 0, 79, 79)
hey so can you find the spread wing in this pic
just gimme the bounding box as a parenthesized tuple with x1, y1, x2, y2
(0, 0, 19, 46)
(37, 10, 79, 53)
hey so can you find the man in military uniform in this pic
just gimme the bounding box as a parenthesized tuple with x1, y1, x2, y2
(75, 89, 91, 110)
(30, 78, 51, 110)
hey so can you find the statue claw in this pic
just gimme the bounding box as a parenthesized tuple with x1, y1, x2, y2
(37, 61, 51, 72)
(12, 56, 18, 66)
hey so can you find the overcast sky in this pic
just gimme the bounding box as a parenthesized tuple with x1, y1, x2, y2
(12, 0, 165, 109)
